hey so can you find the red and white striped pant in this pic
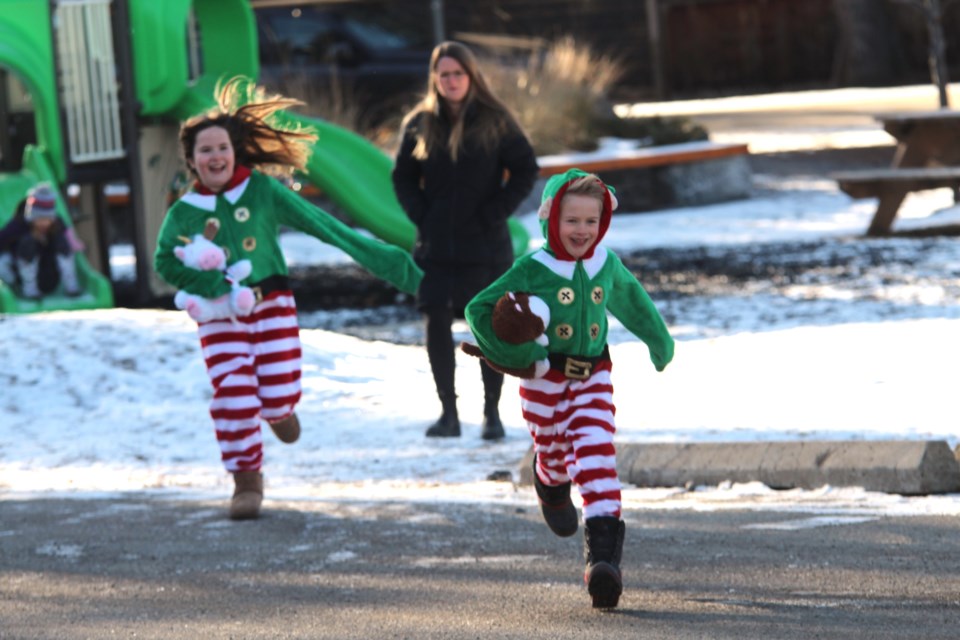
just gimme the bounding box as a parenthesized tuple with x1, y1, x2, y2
(197, 291, 302, 472)
(520, 360, 620, 520)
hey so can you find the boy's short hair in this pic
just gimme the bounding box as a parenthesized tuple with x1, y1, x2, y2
(562, 175, 608, 206)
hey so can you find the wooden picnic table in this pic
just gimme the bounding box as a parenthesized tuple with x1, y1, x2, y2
(833, 109, 960, 235)
(879, 109, 960, 168)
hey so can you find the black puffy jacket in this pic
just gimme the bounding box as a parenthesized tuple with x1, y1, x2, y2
(391, 105, 539, 266)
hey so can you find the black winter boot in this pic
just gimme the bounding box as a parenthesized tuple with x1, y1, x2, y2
(480, 400, 505, 441)
(532, 455, 578, 537)
(425, 394, 460, 437)
(583, 516, 625, 609)
(479, 361, 505, 440)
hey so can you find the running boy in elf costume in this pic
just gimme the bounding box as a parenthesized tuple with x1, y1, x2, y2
(462, 168, 674, 609)
(154, 77, 422, 520)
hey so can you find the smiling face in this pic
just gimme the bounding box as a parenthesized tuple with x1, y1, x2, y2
(190, 126, 235, 193)
(557, 193, 602, 260)
(434, 56, 471, 110)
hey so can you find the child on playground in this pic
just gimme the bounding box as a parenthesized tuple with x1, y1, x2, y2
(154, 77, 422, 520)
(462, 168, 674, 609)
(0, 183, 81, 299)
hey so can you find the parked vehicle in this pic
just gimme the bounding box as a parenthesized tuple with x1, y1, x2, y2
(252, 1, 433, 127)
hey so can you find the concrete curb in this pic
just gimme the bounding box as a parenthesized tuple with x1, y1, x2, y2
(518, 441, 960, 495)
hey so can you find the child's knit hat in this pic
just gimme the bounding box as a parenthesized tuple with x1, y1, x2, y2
(25, 183, 58, 222)
(537, 168, 617, 261)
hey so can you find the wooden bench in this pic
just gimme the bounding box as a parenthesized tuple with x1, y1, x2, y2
(832, 166, 960, 236)
(536, 141, 751, 211)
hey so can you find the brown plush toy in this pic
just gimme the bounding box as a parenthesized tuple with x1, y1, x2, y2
(491, 292, 550, 345)
(460, 342, 537, 378)
(459, 291, 552, 379)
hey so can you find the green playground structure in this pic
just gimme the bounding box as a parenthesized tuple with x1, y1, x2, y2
(0, 147, 113, 312)
(0, 0, 528, 314)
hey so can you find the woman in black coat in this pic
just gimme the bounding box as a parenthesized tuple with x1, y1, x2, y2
(392, 41, 539, 439)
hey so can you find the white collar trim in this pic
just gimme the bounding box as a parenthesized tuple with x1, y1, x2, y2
(179, 176, 251, 211)
(532, 245, 609, 279)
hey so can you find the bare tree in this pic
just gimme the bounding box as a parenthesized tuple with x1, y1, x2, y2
(896, 0, 959, 107)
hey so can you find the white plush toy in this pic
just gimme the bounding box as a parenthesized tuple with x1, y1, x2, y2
(173, 220, 256, 323)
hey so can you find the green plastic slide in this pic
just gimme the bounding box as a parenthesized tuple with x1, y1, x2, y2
(0, 146, 114, 314)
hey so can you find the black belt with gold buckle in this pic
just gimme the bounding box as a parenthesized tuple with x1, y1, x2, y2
(249, 275, 290, 305)
(547, 345, 610, 380)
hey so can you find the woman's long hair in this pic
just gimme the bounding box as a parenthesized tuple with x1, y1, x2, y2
(402, 41, 525, 162)
(179, 76, 318, 179)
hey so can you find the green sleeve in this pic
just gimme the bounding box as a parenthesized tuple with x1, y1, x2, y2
(269, 179, 423, 294)
(606, 254, 674, 371)
(153, 205, 232, 298)
(465, 259, 549, 369)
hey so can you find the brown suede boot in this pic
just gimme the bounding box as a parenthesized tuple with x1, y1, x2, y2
(268, 412, 300, 444)
(229, 471, 263, 520)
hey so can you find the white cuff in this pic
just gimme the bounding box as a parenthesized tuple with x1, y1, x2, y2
(533, 359, 551, 379)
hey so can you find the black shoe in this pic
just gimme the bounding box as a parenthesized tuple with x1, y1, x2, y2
(532, 455, 578, 537)
(426, 394, 460, 437)
(425, 412, 460, 437)
(583, 516, 625, 609)
(480, 407, 505, 441)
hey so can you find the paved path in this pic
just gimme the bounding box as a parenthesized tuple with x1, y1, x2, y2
(2, 495, 959, 639)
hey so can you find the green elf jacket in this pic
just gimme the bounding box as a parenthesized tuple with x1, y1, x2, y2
(154, 169, 422, 298)
(465, 168, 674, 374)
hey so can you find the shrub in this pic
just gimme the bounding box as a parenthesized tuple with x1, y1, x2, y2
(481, 36, 707, 154)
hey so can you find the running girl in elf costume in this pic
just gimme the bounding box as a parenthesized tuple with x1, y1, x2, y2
(154, 77, 422, 520)
(462, 168, 674, 609)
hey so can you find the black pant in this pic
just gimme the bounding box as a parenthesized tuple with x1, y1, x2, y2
(13, 232, 70, 294)
(424, 304, 503, 407)
(418, 260, 510, 407)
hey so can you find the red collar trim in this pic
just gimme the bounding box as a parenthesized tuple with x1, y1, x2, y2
(193, 166, 251, 195)
(547, 183, 575, 261)
(546, 182, 612, 262)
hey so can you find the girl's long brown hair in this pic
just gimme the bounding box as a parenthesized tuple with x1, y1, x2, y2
(180, 76, 318, 179)
(401, 41, 526, 162)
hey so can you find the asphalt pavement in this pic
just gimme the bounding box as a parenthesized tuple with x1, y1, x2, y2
(2, 494, 959, 639)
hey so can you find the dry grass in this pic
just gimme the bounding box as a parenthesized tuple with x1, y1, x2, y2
(483, 36, 707, 154)
(261, 36, 705, 156)
(482, 36, 626, 154)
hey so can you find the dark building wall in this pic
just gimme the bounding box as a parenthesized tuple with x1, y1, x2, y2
(441, 0, 960, 100)
(661, 0, 836, 96)
(443, 0, 656, 100)
(249, 1, 960, 101)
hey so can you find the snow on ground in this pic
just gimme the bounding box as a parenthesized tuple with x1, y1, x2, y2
(5, 85, 960, 519)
